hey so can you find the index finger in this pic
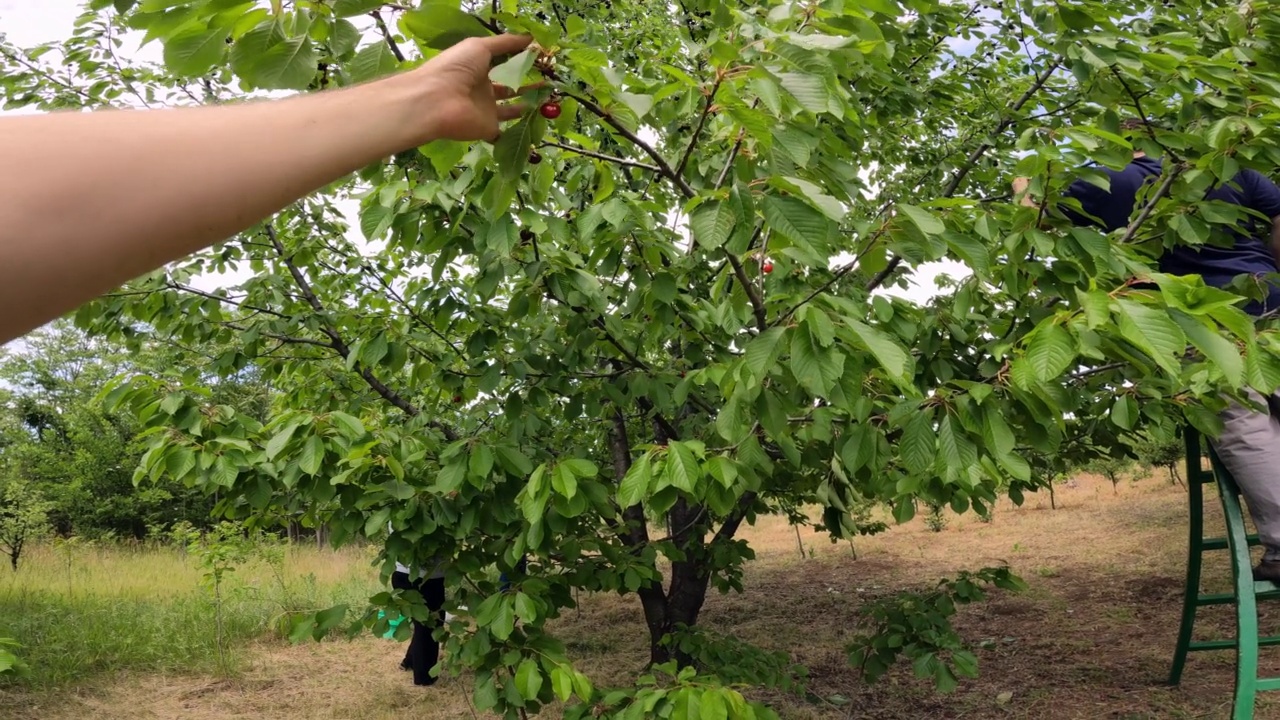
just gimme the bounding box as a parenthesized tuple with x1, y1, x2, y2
(477, 33, 533, 58)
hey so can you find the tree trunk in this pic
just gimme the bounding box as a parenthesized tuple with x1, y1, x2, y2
(642, 557, 712, 667)
(315, 523, 329, 549)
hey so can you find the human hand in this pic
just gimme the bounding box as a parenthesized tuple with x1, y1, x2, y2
(405, 34, 534, 144)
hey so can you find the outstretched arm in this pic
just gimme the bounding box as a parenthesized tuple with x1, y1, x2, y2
(0, 34, 531, 345)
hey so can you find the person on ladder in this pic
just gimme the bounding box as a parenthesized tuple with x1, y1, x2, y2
(1013, 117, 1280, 581)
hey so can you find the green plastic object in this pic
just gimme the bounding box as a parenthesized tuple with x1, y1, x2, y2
(377, 610, 406, 640)
(1169, 428, 1280, 719)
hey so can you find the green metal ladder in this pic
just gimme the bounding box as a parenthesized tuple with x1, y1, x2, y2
(1170, 427, 1280, 718)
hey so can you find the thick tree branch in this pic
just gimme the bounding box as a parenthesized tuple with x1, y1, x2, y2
(541, 141, 661, 172)
(713, 491, 758, 545)
(610, 408, 651, 551)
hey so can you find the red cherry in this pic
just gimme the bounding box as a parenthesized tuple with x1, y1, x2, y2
(452, 395, 463, 403)
(539, 102, 562, 119)
(762, 261, 774, 274)
(528, 150, 542, 165)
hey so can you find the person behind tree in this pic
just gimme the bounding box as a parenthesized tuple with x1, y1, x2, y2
(388, 522, 447, 687)
(1014, 117, 1280, 581)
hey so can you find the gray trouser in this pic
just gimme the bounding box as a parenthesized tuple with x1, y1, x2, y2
(1212, 390, 1280, 563)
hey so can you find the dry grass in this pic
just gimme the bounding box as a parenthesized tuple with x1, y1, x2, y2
(7, 471, 1280, 719)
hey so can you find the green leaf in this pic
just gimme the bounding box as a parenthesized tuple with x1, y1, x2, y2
(474, 672, 500, 711)
(1115, 300, 1186, 376)
(700, 689, 729, 720)
(266, 421, 301, 460)
(347, 42, 400, 83)
(899, 410, 935, 474)
(299, 434, 325, 475)
(651, 272, 678, 303)
(469, 445, 495, 480)
(402, 1, 491, 49)
(845, 319, 911, 386)
(552, 463, 579, 499)
(513, 592, 537, 624)
(619, 452, 653, 507)
(666, 442, 701, 493)
(496, 446, 534, 476)
(438, 459, 468, 493)
(490, 598, 515, 640)
(328, 411, 365, 438)
(1170, 309, 1244, 387)
(791, 322, 845, 396)
(1110, 395, 1137, 430)
(897, 203, 945, 235)
(165, 445, 196, 480)
(489, 48, 535, 89)
(689, 200, 737, 249)
(493, 113, 546, 181)
(1024, 323, 1076, 381)
(1076, 288, 1112, 329)
(776, 71, 828, 113)
(618, 91, 654, 118)
(163, 25, 228, 76)
(983, 411, 1016, 459)
(333, 0, 383, 17)
(744, 327, 787, 380)
(670, 687, 702, 720)
(231, 23, 318, 90)
(515, 658, 543, 700)
(211, 455, 238, 487)
(562, 458, 598, 477)
(707, 455, 738, 489)
(763, 195, 828, 246)
(551, 665, 574, 702)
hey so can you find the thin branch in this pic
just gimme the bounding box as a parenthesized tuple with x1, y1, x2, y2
(714, 129, 745, 190)
(165, 282, 291, 319)
(675, 76, 722, 178)
(1111, 67, 1180, 162)
(866, 57, 1064, 294)
(1118, 165, 1182, 244)
(104, 19, 151, 109)
(725, 252, 767, 332)
(564, 91, 697, 199)
(0, 47, 98, 104)
(370, 11, 406, 63)
(540, 141, 661, 172)
(265, 224, 459, 441)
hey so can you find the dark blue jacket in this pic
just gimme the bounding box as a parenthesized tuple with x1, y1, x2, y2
(1062, 156, 1280, 315)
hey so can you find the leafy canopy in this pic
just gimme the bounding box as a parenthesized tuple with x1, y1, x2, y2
(6, 0, 1280, 715)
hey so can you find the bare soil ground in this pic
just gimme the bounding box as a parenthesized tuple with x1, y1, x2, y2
(8, 472, 1280, 719)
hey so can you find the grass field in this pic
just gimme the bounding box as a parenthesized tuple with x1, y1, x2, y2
(3, 471, 1279, 719)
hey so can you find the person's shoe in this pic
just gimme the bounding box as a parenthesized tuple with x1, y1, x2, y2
(1253, 560, 1280, 583)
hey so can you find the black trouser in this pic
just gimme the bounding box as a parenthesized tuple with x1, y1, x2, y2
(391, 571, 446, 686)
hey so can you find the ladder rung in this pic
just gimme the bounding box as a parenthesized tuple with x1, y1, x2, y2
(1259, 678, 1280, 692)
(1188, 636, 1280, 652)
(1200, 535, 1262, 551)
(1194, 587, 1280, 606)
